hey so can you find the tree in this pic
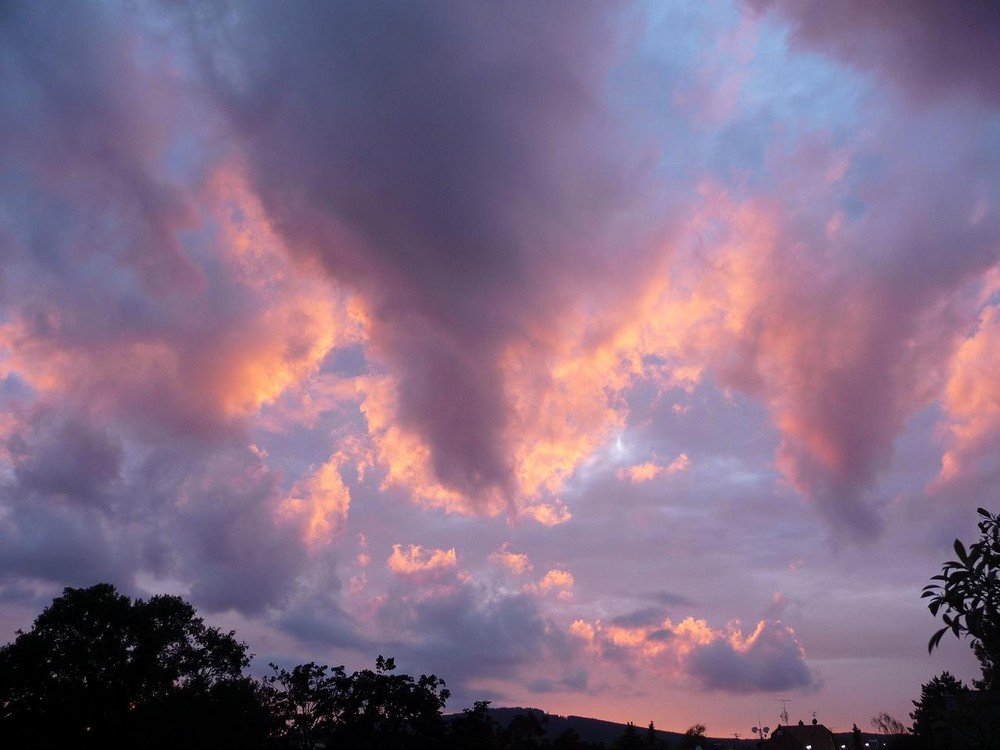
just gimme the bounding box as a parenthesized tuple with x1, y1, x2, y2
(504, 709, 549, 750)
(922, 507, 1000, 689)
(871, 712, 907, 735)
(333, 655, 450, 749)
(264, 661, 347, 749)
(0, 583, 270, 748)
(447, 700, 503, 750)
(909, 672, 967, 750)
(645, 720, 664, 749)
(680, 723, 707, 750)
(613, 721, 643, 750)
(552, 726, 586, 750)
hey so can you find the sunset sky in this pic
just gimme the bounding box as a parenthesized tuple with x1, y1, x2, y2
(1, 0, 998, 737)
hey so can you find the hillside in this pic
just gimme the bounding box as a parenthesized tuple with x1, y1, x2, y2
(476, 707, 760, 748)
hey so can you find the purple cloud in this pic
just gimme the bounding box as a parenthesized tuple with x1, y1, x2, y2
(189, 0, 662, 507)
(748, 0, 1000, 107)
(685, 620, 819, 693)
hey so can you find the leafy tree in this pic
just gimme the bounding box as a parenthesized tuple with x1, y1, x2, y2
(680, 723, 707, 750)
(909, 672, 967, 750)
(871, 712, 907, 735)
(552, 726, 586, 750)
(0, 583, 269, 748)
(448, 700, 504, 750)
(922, 507, 1000, 689)
(613, 721, 643, 750)
(333, 655, 450, 749)
(264, 660, 347, 749)
(645, 720, 666, 749)
(504, 709, 550, 750)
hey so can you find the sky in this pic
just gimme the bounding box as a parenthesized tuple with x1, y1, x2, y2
(1, 0, 998, 738)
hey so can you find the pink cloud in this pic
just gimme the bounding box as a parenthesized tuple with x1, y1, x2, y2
(527, 569, 576, 602)
(387, 544, 458, 577)
(619, 453, 691, 483)
(489, 543, 534, 576)
(570, 614, 817, 694)
(934, 297, 1000, 487)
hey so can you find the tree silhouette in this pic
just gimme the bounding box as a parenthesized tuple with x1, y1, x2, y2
(264, 660, 347, 748)
(909, 672, 967, 750)
(332, 655, 450, 749)
(923, 507, 1000, 689)
(0, 583, 270, 748)
(680, 723, 707, 750)
(613, 721, 643, 750)
(448, 700, 504, 750)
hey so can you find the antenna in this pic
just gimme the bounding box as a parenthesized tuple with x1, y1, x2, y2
(751, 712, 770, 742)
(776, 698, 791, 725)
(811, 710, 818, 725)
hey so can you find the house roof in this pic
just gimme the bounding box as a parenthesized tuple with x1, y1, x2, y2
(767, 722, 837, 750)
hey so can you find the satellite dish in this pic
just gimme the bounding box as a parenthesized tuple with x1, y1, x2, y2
(752, 727, 759, 733)
(764, 727, 770, 733)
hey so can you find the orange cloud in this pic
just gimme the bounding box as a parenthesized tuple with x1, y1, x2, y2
(539, 568, 574, 599)
(619, 453, 691, 483)
(387, 544, 458, 576)
(0, 163, 363, 437)
(567, 612, 814, 692)
(490, 543, 533, 575)
(935, 300, 1000, 485)
(359, 373, 503, 515)
(278, 442, 366, 547)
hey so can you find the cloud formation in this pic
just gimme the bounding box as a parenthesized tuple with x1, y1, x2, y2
(570, 615, 817, 693)
(1, 0, 998, 735)
(749, 0, 1000, 106)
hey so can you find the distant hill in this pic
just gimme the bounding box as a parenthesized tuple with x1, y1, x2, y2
(459, 706, 760, 748)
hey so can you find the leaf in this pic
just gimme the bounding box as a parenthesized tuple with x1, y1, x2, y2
(928, 628, 947, 653)
(955, 539, 969, 562)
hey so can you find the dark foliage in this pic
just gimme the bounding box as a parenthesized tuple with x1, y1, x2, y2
(0, 583, 272, 748)
(910, 672, 967, 749)
(922, 507, 1000, 690)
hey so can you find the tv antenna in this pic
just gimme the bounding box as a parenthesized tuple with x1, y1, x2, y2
(776, 698, 790, 725)
(752, 711, 770, 742)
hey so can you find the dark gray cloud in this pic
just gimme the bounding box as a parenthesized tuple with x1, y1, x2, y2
(748, 0, 1000, 107)
(187, 0, 658, 504)
(685, 621, 818, 693)
(612, 607, 670, 628)
(7, 410, 123, 509)
(149, 445, 308, 614)
(0, 0, 201, 293)
(0, 501, 125, 586)
(370, 577, 580, 707)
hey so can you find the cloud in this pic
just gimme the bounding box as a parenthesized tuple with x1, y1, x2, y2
(747, 0, 1000, 107)
(6, 409, 123, 509)
(387, 545, 459, 579)
(934, 297, 1000, 488)
(489, 543, 533, 576)
(685, 620, 818, 693)
(156, 445, 308, 614)
(367, 562, 576, 707)
(189, 0, 666, 515)
(527, 569, 575, 602)
(570, 613, 818, 694)
(278, 451, 354, 548)
(619, 453, 691, 483)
